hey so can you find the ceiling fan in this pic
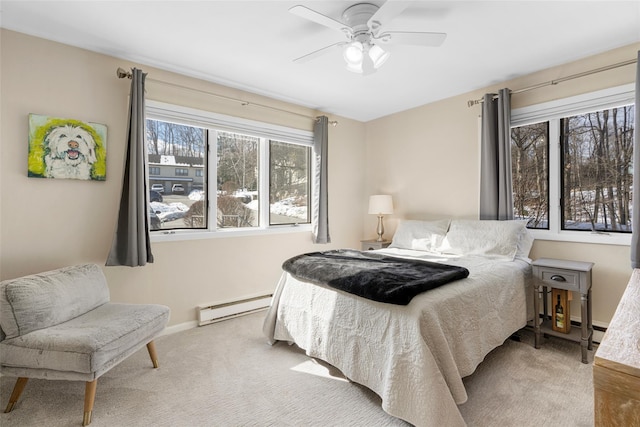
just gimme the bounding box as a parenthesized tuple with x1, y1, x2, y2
(289, 1, 447, 75)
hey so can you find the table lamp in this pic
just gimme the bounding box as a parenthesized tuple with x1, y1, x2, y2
(368, 195, 393, 241)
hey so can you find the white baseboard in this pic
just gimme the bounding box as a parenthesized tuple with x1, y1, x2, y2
(160, 306, 270, 337)
(160, 320, 198, 336)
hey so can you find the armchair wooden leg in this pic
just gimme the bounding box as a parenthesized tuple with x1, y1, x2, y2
(146, 341, 159, 368)
(4, 377, 28, 413)
(83, 379, 97, 426)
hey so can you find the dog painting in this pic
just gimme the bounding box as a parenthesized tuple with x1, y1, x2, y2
(28, 114, 107, 181)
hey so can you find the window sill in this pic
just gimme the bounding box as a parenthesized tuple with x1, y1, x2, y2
(529, 229, 631, 246)
(150, 223, 312, 243)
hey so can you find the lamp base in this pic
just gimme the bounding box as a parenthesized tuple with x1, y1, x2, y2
(376, 215, 385, 241)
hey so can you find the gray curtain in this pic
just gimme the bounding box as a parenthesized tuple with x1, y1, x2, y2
(106, 68, 154, 266)
(479, 88, 514, 220)
(312, 116, 330, 243)
(631, 51, 640, 268)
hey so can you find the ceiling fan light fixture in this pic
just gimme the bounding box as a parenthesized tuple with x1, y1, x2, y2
(368, 44, 390, 69)
(343, 41, 363, 64)
(344, 41, 365, 73)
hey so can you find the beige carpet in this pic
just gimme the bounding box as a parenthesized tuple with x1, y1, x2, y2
(0, 311, 594, 426)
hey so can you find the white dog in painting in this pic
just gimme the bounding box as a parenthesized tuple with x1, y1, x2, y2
(44, 124, 97, 180)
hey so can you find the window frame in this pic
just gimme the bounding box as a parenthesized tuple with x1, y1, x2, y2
(510, 83, 635, 246)
(146, 100, 314, 242)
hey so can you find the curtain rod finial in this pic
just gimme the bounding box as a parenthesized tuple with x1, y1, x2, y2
(116, 67, 132, 79)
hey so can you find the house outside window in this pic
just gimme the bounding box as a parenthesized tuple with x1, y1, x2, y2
(510, 84, 634, 245)
(145, 101, 313, 238)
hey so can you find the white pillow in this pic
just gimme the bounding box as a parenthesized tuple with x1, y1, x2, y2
(440, 219, 527, 260)
(389, 219, 450, 252)
(516, 226, 535, 260)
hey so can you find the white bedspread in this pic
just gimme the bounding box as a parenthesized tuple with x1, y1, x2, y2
(263, 248, 532, 427)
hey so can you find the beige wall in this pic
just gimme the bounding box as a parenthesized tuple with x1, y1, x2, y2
(0, 30, 366, 326)
(365, 43, 640, 327)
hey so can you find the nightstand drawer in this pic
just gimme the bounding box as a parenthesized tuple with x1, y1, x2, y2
(538, 268, 581, 292)
(360, 240, 391, 251)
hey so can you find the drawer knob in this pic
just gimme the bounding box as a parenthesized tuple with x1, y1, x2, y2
(550, 274, 566, 282)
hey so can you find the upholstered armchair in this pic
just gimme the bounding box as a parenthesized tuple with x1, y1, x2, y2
(0, 264, 170, 425)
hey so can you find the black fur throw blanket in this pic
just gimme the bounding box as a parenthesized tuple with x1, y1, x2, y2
(282, 249, 470, 305)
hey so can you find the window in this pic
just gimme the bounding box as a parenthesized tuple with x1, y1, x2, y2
(561, 108, 633, 233)
(216, 131, 259, 229)
(146, 118, 207, 231)
(269, 140, 311, 225)
(149, 166, 160, 175)
(145, 101, 313, 238)
(510, 84, 635, 245)
(511, 122, 549, 229)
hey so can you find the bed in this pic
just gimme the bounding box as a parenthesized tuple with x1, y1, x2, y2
(263, 219, 534, 426)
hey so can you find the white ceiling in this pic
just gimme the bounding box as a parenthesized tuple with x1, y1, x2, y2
(1, 1, 639, 122)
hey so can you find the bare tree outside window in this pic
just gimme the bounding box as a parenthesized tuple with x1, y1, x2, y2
(217, 131, 259, 228)
(561, 106, 634, 233)
(511, 122, 549, 228)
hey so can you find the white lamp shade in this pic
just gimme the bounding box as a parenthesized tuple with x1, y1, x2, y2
(369, 45, 390, 69)
(343, 42, 363, 64)
(368, 195, 393, 215)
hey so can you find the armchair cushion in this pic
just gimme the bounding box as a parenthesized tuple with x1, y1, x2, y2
(0, 264, 110, 339)
(0, 302, 169, 381)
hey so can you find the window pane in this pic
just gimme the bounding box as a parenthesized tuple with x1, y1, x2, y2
(217, 131, 259, 228)
(269, 141, 310, 225)
(511, 122, 549, 229)
(561, 105, 634, 233)
(146, 119, 207, 231)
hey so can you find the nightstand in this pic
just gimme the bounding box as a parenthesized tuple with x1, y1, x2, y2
(531, 257, 594, 363)
(360, 239, 391, 251)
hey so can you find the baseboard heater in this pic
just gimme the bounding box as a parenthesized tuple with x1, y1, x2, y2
(197, 294, 272, 326)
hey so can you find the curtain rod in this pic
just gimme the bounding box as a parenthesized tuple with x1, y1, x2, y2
(116, 67, 338, 126)
(466, 57, 637, 107)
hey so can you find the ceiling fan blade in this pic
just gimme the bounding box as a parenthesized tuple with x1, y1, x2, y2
(367, 0, 409, 30)
(293, 41, 347, 64)
(289, 5, 351, 35)
(378, 31, 447, 47)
